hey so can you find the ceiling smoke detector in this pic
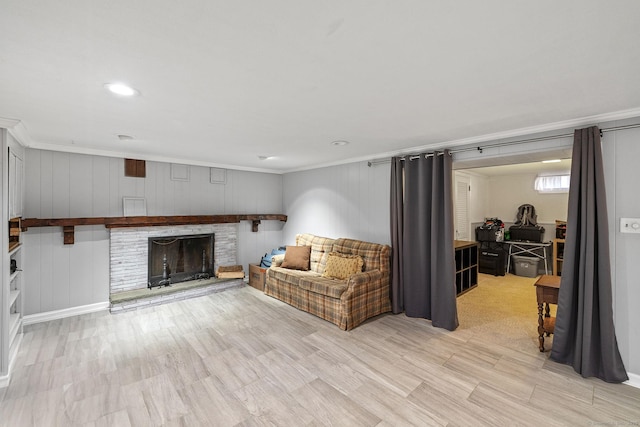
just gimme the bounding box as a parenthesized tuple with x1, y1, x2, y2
(331, 140, 349, 146)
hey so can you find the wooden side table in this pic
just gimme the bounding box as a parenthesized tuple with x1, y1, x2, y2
(534, 275, 561, 352)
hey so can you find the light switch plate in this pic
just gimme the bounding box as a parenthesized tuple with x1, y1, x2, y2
(620, 218, 640, 233)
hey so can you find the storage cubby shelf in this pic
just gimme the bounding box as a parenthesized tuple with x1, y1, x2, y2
(455, 240, 479, 296)
(553, 220, 567, 276)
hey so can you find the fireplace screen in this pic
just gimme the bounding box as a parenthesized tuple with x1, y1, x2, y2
(148, 233, 215, 288)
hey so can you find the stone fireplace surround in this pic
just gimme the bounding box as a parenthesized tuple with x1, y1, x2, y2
(109, 223, 240, 311)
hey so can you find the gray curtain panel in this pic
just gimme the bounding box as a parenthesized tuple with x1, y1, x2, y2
(390, 157, 405, 314)
(550, 126, 628, 383)
(390, 151, 458, 330)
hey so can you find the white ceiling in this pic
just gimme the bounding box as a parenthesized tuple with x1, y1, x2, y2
(2, 1, 640, 173)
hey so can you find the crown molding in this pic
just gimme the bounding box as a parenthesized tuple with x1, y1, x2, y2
(10, 107, 640, 175)
(439, 107, 640, 150)
(286, 107, 640, 174)
(0, 117, 20, 128)
(27, 141, 284, 175)
(0, 117, 33, 147)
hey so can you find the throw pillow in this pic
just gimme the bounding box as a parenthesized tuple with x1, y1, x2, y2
(281, 245, 311, 271)
(322, 252, 364, 280)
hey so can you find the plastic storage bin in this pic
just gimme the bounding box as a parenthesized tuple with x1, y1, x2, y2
(512, 255, 540, 277)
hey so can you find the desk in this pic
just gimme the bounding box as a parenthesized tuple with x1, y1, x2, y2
(534, 275, 561, 352)
(505, 240, 552, 275)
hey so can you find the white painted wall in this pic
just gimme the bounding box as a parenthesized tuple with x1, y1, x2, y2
(485, 173, 569, 224)
(602, 123, 640, 378)
(282, 161, 390, 245)
(22, 149, 284, 315)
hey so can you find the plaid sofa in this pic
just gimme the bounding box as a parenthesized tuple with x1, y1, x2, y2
(264, 233, 392, 330)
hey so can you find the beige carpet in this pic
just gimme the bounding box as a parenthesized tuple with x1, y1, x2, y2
(456, 272, 556, 353)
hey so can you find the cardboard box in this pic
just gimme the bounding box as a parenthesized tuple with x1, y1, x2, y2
(249, 263, 267, 291)
(216, 265, 245, 279)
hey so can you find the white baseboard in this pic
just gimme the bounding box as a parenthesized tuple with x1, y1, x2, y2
(0, 333, 23, 388)
(625, 372, 640, 389)
(23, 302, 110, 326)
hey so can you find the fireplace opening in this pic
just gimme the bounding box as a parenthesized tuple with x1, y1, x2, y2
(148, 233, 215, 288)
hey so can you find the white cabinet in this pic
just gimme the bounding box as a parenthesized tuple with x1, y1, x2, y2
(7, 246, 23, 365)
(8, 148, 23, 219)
(2, 129, 25, 386)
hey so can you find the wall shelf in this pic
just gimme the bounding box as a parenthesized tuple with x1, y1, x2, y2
(8, 217, 20, 250)
(8, 242, 21, 256)
(21, 214, 288, 244)
(8, 313, 20, 348)
(9, 290, 19, 308)
(3, 137, 25, 385)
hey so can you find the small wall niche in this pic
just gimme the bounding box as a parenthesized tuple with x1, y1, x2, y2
(210, 167, 226, 184)
(171, 164, 190, 182)
(124, 159, 146, 178)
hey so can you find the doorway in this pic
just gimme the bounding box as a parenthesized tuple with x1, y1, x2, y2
(452, 151, 571, 350)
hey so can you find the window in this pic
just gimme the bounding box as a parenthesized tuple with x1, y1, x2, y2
(534, 174, 570, 193)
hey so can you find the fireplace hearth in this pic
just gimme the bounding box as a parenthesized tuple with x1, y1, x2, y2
(148, 233, 215, 288)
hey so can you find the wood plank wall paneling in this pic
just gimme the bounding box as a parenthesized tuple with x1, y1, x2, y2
(283, 161, 391, 246)
(22, 149, 284, 315)
(52, 152, 71, 218)
(70, 154, 94, 218)
(606, 126, 640, 376)
(39, 151, 54, 218)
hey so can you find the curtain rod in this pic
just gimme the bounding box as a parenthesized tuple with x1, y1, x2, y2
(367, 123, 640, 167)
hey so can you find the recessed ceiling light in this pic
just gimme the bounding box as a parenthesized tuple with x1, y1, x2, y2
(331, 140, 349, 146)
(104, 83, 140, 97)
(117, 134, 135, 141)
(542, 159, 561, 163)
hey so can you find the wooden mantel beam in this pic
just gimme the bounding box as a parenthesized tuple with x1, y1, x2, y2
(21, 214, 287, 244)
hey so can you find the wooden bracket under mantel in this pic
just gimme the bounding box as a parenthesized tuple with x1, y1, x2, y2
(21, 214, 287, 245)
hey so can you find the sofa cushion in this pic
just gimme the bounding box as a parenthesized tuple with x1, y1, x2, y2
(332, 238, 390, 275)
(268, 266, 321, 287)
(296, 234, 336, 274)
(322, 252, 364, 280)
(281, 245, 311, 270)
(298, 276, 348, 299)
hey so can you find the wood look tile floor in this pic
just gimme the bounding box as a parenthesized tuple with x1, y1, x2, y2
(2, 278, 639, 426)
